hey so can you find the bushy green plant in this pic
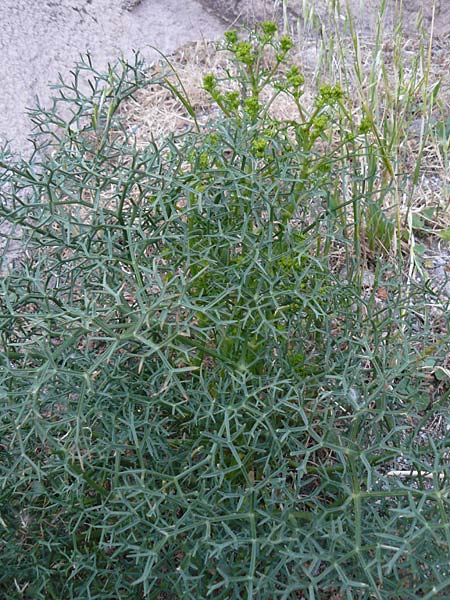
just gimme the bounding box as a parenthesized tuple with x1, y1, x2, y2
(0, 28, 449, 600)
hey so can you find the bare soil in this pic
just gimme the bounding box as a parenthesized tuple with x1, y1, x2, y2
(0, 0, 225, 155)
(0, 0, 225, 271)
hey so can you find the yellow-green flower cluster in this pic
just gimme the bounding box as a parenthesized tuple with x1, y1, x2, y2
(244, 97, 260, 119)
(317, 84, 344, 107)
(235, 41, 255, 66)
(251, 138, 268, 157)
(358, 116, 372, 134)
(260, 20, 277, 41)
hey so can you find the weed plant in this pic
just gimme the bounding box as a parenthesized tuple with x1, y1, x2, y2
(0, 22, 449, 600)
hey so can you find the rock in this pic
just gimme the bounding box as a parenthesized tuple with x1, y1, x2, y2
(121, 0, 143, 11)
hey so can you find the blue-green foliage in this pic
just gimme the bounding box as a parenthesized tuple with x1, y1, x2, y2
(0, 31, 449, 599)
